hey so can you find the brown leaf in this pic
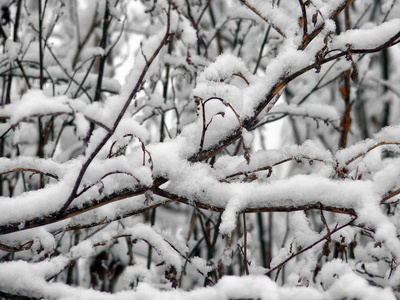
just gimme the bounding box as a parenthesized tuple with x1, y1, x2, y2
(339, 86, 348, 99)
(323, 241, 331, 256)
(312, 13, 318, 25)
(351, 63, 359, 82)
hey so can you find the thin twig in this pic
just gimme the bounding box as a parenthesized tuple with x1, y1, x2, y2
(59, 3, 173, 212)
(265, 217, 357, 277)
(239, 0, 286, 38)
(242, 213, 249, 275)
(298, 0, 308, 39)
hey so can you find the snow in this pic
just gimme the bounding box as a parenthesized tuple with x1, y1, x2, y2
(197, 54, 254, 84)
(331, 19, 400, 51)
(219, 197, 245, 235)
(0, 156, 64, 178)
(236, 1, 298, 37)
(0, 90, 73, 125)
(5, 264, 392, 300)
(0, 169, 76, 225)
(5, 39, 21, 61)
(1, 0, 400, 298)
(285, 139, 333, 162)
(268, 103, 340, 127)
(79, 47, 105, 62)
(327, 272, 396, 300)
(289, 212, 320, 247)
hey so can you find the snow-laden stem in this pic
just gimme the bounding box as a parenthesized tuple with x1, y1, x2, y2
(59, 3, 173, 212)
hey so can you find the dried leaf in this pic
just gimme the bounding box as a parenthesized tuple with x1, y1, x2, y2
(339, 86, 347, 99)
(165, 266, 179, 288)
(351, 63, 359, 82)
(299, 17, 304, 27)
(323, 241, 331, 256)
(98, 182, 104, 195)
(312, 13, 318, 25)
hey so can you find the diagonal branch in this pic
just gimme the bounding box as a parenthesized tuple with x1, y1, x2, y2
(0, 186, 151, 235)
(265, 217, 357, 277)
(59, 3, 174, 213)
(299, 0, 354, 50)
(238, 0, 286, 38)
(298, 0, 308, 39)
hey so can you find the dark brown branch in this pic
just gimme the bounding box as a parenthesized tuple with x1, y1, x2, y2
(242, 213, 249, 275)
(298, 0, 308, 39)
(93, 2, 111, 103)
(59, 3, 173, 213)
(381, 188, 400, 205)
(72, 10, 99, 68)
(0, 290, 38, 300)
(46, 260, 77, 283)
(0, 20, 31, 89)
(43, 40, 94, 101)
(253, 25, 271, 74)
(0, 186, 150, 235)
(192, 58, 352, 159)
(221, 156, 331, 182)
(84, 116, 112, 133)
(239, 0, 286, 38)
(154, 187, 356, 215)
(19, 17, 396, 235)
(38, 0, 44, 89)
(0, 168, 59, 180)
(0, 240, 33, 252)
(265, 217, 356, 277)
(339, 6, 352, 149)
(75, 171, 141, 198)
(299, 0, 354, 50)
(345, 142, 400, 165)
(1, 0, 398, 248)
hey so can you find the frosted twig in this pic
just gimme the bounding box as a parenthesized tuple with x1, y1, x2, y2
(265, 217, 357, 278)
(239, 0, 286, 38)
